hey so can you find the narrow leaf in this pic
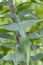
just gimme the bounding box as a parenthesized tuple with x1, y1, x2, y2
(2, 53, 25, 64)
(0, 33, 15, 40)
(0, 19, 43, 32)
(0, 43, 16, 49)
(0, 14, 15, 18)
(0, 1, 9, 6)
(18, 9, 34, 18)
(31, 53, 43, 61)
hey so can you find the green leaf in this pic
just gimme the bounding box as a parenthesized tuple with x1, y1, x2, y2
(35, 0, 39, 2)
(0, 43, 16, 49)
(0, 1, 9, 6)
(22, 19, 43, 30)
(0, 19, 43, 32)
(20, 19, 43, 33)
(28, 33, 40, 39)
(2, 54, 16, 61)
(40, 28, 43, 37)
(0, 23, 19, 31)
(0, 14, 15, 18)
(2, 53, 25, 65)
(26, 44, 30, 65)
(18, 9, 34, 18)
(0, 33, 15, 40)
(16, 1, 43, 14)
(31, 53, 43, 61)
(0, 54, 4, 59)
(16, 2, 32, 12)
(24, 40, 31, 65)
(33, 44, 40, 49)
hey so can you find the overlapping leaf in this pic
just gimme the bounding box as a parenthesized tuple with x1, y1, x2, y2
(0, 19, 43, 32)
(18, 9, 34, 18)
(2, 53, 25, 65)
(31, 53, 43, 61)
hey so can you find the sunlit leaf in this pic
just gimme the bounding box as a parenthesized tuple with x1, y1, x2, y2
(23, 39, 31, 65)
(2, 53, 25, 65)
(16, 2, 32, 13)
(0, 42, 16, 49)
(0, 19, 43, 32)
(0, 14, 15, 18)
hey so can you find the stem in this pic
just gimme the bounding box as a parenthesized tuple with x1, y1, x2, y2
(8, 0, 15, 14)
(8, 0, 16, 22)
(8, 0, 19, 43)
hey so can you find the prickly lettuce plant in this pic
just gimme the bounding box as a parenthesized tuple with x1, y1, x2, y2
(0, 0, 43, 65)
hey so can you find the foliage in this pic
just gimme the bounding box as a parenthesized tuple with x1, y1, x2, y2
(0, 0, 43, 65)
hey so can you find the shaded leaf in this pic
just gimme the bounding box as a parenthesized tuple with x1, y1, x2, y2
(18, 9, 34, 18)
(33, 44, 40, 49)
(31, 53, 43, 61)
(40, 28, 43, 37)
(0, 1, 9, 6)
(0, 54, 4, 59)
(0, 33, 15, 40)
(28, 33, 40, 39)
